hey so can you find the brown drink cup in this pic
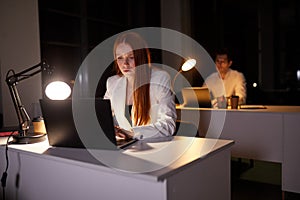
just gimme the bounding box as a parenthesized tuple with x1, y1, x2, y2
(231, 95, 239, 109)
(32, 116, 47, 134)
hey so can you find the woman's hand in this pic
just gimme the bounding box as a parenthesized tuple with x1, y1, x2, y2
(115, 126, 134, 140)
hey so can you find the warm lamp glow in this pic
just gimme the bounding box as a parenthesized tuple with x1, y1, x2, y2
(181, 58, 196, 72)
(45, 81, 71, 100)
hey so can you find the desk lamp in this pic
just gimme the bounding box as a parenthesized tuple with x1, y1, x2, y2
(5, 61, 71, 144)
(172, 58, 197, 91)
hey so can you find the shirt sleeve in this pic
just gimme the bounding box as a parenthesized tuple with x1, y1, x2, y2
(234, 72, 247, 104)
(103, 77, 112, 100)
(103, 76, 119, 126)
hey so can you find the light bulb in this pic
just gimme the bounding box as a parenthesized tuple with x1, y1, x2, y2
(45, 81, 71, 100)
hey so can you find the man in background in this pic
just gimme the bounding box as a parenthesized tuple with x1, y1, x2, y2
(204, 48, 247, 107)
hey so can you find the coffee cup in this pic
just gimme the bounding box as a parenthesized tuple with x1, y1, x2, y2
(231, 95, 239, 109)
(32, 116, 47, 134)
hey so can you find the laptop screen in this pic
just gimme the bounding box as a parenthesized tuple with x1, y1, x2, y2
(181, 87, 212, 108)
(40, 99, 119, 150)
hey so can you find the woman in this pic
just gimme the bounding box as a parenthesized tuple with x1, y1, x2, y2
(104, 32, 176, 140)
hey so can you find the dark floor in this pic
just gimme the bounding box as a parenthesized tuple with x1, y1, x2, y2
(231, 159, 300, 200)
(232, 179, 282, 200)
(232, 179, 300, 200)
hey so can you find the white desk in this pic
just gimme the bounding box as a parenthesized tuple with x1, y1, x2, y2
(0, 136, 233, 200)
(177, 105, 300, 194)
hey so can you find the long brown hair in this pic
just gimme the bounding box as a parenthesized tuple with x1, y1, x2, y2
(113, 32, 151, 126)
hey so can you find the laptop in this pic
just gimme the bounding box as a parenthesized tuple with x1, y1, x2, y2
(181, 87, 212, 108)
(40, 99, 137, 150)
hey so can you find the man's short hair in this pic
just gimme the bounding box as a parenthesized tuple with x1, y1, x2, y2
(215, 48, 232, 62)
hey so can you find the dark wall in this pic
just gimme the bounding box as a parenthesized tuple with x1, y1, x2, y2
(39, 0, 300, 105)
(191, 0, 300, 105)
(39, 0, 161, 98)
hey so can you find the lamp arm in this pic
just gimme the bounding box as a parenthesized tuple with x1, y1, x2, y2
(6, 61, 51, 84)
(7, 84, 30, 136)
(5, 61, 51, 136)
(171, 69, 183, 92)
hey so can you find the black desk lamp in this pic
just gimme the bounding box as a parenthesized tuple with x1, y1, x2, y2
(5, 61, 52, 144)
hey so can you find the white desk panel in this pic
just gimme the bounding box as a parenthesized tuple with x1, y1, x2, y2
(0, 136, 233, 200)
(177, 105, 300, 193)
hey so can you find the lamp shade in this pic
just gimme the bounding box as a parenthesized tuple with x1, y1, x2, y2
(45, 81, 71, 100)
(181, 58, 196, 72)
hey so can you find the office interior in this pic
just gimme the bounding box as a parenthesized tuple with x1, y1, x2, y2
(0, 0, 300, 199)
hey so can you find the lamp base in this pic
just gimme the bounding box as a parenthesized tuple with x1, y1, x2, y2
(11, 132, 47, 144)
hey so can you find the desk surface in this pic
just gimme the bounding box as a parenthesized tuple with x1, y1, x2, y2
(0, 136, 234, 182)
(177, 105, 300, 113)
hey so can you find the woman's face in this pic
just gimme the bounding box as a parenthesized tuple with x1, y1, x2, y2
(115, 42, 135, 77)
